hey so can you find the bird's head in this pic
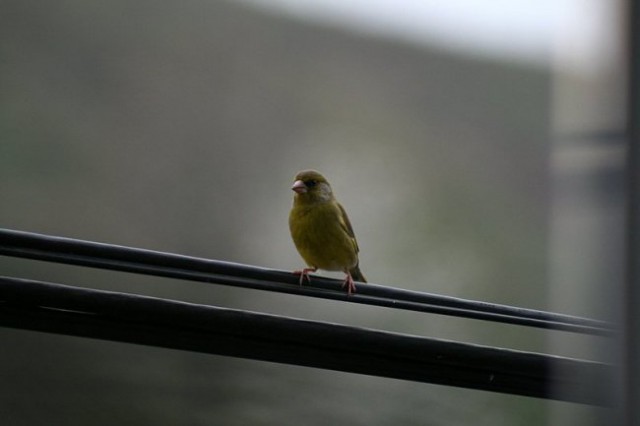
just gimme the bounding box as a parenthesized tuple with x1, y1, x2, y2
(291, 170, 334, 204)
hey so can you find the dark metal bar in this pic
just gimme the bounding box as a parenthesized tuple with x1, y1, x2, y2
(0, 228, 612, 335)
(624, 0, 640, 422)
(0, 276, 610, 404)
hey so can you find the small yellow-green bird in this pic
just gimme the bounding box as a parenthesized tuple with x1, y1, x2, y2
(288, 170, 366, 295)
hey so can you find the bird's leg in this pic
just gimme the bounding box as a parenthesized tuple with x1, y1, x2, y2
(342, 271, 357, 295)
(293, 267, 317, 285)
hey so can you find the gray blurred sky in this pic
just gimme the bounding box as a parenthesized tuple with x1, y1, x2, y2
(239, 0, 618, 73)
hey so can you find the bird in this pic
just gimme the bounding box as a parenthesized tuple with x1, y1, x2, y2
(288, 170, 366, 295)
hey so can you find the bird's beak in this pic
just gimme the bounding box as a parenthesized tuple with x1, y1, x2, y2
(291, 180, 307, 194)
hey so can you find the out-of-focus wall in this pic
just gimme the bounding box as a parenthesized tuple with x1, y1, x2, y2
(1, 1, 613, 425)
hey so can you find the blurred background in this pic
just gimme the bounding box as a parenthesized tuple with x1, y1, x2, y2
(0, 0, 626, 424)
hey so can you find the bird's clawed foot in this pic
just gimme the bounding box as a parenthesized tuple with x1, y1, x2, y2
(293, 267, 317, 285)
(342, 272, 357, 295)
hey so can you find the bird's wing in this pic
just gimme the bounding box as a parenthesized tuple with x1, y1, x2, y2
(337, 202, 360, 254)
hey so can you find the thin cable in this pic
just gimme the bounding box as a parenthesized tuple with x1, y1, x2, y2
(0, 228, 613, 335)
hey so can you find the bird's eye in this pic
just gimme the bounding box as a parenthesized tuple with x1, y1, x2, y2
(305, 179, 317, 188)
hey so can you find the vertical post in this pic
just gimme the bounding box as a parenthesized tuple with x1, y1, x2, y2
(625, 0, 640, 424)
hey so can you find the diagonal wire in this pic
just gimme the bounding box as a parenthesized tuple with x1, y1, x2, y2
(0, 228, 613, 335)
(0, 275, 611, 405)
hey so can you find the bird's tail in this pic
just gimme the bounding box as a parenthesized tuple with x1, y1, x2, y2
(349, 264, 367, 283)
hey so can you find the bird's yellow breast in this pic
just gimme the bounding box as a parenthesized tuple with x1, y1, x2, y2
(289, 201, 358, 272)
